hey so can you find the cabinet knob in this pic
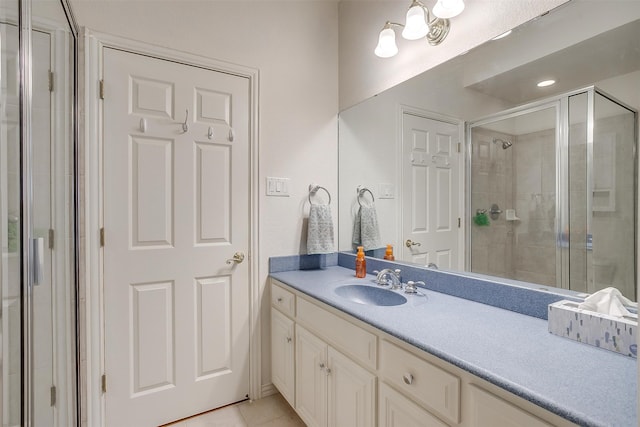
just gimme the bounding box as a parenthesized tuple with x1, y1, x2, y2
(277, 297, 283, 303)
(403, 373, 414, 385)
(319, 363, 326, 370)
(325, 367, 332, 376)
(286, 337, 292, 343)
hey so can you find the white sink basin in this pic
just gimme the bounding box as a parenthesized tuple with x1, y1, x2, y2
(334, 284, 407, 306)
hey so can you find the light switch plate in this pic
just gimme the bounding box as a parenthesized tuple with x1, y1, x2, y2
(266, 177, 290, 196)
(378, 183, 395, 199)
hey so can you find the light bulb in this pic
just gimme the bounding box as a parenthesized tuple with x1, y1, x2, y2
(433, 0, 465, 19)
(402, 5, 429, 40)
(374, 27, 399, 58)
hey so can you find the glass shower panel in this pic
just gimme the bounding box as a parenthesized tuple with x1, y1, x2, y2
(591, 93, 636, 300)
(1, 3, 22, 425)
(469, 106, 558, 285)
(567, 93, 589, 294)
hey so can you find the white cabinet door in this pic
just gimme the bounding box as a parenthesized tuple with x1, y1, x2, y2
(379, 382, 448, 427)
(469, 385, 552, 427)
(295, 325, 328, 427)
(271, 309, 295, 407)
(327, 347, 376, 427)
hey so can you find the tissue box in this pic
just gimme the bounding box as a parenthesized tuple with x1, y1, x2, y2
(548, 300, 637, 358)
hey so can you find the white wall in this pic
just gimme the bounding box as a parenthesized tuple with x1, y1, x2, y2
(70, 0, 339, 393)
(338, 0, 570, 110)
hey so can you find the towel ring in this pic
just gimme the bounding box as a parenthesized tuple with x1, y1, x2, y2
(357, 186, 375, 207)
(308, 184, 331, 205)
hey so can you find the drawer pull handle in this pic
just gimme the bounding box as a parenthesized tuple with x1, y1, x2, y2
(403, 373, 414, 385)
(277, 297, 283, 303)
(286, 337, 292, 343)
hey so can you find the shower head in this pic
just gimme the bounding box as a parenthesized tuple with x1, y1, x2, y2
(493, 138, 513, 150)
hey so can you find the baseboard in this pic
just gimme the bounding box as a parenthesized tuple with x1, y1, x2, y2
(261, 383, 277, 398)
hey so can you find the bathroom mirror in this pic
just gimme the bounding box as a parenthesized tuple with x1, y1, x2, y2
(338, 1, 640, 300)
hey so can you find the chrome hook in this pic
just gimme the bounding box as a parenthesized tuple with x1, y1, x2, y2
(182, 109, 189, 133)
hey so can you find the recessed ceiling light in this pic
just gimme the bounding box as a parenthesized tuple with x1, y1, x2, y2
(492, 30, 512, 40)
(537, 80, 556, 87)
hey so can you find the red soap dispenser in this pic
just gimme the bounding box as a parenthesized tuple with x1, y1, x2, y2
(355, 246, 366, 278)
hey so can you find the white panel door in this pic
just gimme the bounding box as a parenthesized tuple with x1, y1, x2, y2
(402, 113, 460, 269)
(103, 48, 250, 427)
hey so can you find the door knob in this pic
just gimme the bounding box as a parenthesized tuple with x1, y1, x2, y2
(405, 239, 421, 248)
(226, 252, 245, 264)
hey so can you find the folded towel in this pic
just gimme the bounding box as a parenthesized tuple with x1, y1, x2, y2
(578, 287, 637, 318)
(307, 204, 334, 254)
(352, 205, 381, 251)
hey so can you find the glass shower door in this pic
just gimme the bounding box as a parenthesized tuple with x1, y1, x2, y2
(1, 5, 22, 425)
(1, 0, 77, 425)
(468, 104, 559, 285)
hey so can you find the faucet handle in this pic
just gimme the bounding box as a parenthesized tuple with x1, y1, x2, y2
(405, 280, 424, 294)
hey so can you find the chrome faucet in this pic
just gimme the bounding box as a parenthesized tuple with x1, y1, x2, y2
(375, 269, 402, 290)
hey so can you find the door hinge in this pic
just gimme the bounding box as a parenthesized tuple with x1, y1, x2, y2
(50, 385, 56, 406)
(48, 70, 54, 92)
(101, 374, 107, 393)
(48, 229, 54, 249)
(100, 228, 105, 247)
(99, 80, 105, 100)
(457, 142, 461, 153)
(458, 217, 461, 228)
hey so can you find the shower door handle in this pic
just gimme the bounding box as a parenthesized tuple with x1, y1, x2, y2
(31, 237, 45, 286)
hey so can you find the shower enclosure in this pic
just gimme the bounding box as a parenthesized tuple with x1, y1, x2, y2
(467, 87, 637, 300)
(1, 0, 77, 426)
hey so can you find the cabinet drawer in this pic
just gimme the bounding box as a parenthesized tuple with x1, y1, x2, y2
(297, 298, 377, 370)
(271, 281, 295, 317)
(469, 385, 552, 427)
(380, 340, 460, 424)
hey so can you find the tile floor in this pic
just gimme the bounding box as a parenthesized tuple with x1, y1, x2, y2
(164, 393, 306, 427)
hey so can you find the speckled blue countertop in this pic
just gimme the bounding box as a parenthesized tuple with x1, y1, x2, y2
(270, 265, 637, 427)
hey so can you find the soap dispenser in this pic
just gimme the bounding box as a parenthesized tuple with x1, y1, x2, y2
(355, 246, 366, 278)
(384, 244, 395, 261)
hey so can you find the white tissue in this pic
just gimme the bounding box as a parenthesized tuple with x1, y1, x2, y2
(577, 287, 637, 318)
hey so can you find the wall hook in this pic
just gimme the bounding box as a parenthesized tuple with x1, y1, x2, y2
(139, 118, 147, 133)
(182, 109, 189, 133)
(208, 127, 214, 140)
(228, 128, 235, 142)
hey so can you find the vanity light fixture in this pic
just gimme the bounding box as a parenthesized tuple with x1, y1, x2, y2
(537, 79, 556, 87)
(374, 0, 465, 58)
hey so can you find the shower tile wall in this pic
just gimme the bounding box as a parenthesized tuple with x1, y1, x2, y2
(471, 128, 557, 286)
(513, 128, 556, 286)
(470, 129, 514, 279)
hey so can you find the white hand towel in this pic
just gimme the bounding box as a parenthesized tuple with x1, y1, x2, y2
(578, 287, 637, 317)
(352, 205, 381, 251)
(307, 204, 334, 254)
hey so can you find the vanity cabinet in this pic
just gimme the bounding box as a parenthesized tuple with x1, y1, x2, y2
(270, 279, 577, 427)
